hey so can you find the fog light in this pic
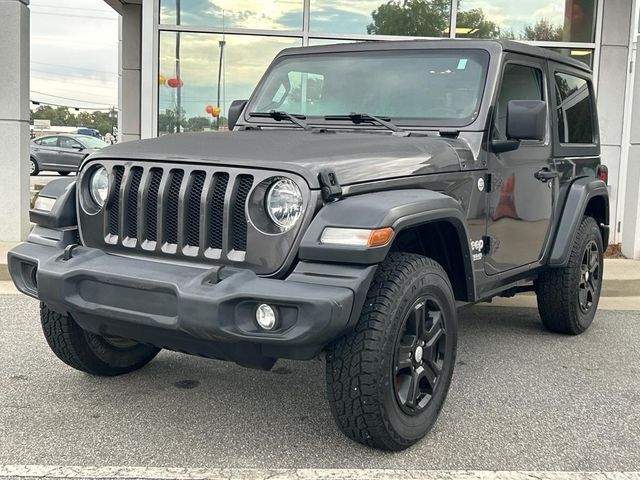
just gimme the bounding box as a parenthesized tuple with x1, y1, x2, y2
(256, 304, 277, 330)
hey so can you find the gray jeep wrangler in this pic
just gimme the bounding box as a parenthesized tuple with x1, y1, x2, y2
(9, 40, 609, 451)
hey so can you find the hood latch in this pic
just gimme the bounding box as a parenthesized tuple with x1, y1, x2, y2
(319, 168, 342, 203)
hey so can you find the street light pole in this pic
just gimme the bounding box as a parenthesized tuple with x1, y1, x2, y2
(216, 39, 225, 131)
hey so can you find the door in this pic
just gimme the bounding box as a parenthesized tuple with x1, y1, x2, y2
(57, 136, 85, 170)
(32, 136, 60, 168)
(485, 58, 557, 275)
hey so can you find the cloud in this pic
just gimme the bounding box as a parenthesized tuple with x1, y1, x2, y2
(30, 0, 118, 109)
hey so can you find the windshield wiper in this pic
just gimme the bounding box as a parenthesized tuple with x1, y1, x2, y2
(324, 113, 405, 133)
(249, 110, 311, 130)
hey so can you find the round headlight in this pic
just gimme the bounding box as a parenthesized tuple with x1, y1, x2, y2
(89, 166, 109, 208)
(266, 178, 303, 230)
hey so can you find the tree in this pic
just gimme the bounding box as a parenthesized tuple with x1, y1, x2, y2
(457, 8, 500, 38)
(158, 108, 177, 134)
(520, 18, 563, 41)
(367, 0, 450, 37)
(367, 0, 499, 38)
(187, 116, 213, 132)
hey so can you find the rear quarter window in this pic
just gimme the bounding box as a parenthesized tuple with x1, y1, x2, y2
(554, 72, 595, 144)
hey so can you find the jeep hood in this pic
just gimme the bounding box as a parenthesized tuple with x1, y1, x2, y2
(88, 130, 472, 188)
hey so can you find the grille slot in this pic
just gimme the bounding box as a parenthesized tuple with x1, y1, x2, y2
(164, 170, 184, 245)
(125, 167, 143, 239)
(96, 164, 281, 263)
(186, 171, 206, 247)
(145, 168, 163, 242)
(208, 173, 229, 250)
(232, 175, 254, 252)
(108, 166, 124, 236)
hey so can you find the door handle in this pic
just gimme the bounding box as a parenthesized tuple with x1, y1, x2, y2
(534, 167, 558, 183)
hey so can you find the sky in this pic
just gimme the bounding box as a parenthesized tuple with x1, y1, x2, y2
(29, 0, 119, 111)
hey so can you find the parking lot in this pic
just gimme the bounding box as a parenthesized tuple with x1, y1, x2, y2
(1, 294, 639, 475)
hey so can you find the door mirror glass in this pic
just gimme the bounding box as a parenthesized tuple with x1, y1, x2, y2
(228, 100, 248, 131)
(506, 100, 546, 141)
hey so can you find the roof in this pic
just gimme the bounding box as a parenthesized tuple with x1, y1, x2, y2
(277, 39, 592, 74)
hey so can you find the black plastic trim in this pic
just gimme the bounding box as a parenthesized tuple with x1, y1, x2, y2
(29, 178, 77, 228)
(549, 177, 609, 266)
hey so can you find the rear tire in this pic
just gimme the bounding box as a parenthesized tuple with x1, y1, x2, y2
(30, 158, 39, 176)
(326, 253, 457, 451)
(535, 215, 603, 334)
(40, 303, 160, 376)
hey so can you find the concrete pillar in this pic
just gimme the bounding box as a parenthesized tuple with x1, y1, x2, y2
(0, 0, 30, 241)
(595, 0, 635, 246)
(117, 3, 142, 142)
(623, 35, 640, 260)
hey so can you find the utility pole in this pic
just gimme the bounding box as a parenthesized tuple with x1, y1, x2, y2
(175, 0, 182, 132)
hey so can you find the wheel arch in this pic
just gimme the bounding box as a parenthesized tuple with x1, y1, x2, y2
(549, 177, 609, 267)
(298, 189, 476, 302)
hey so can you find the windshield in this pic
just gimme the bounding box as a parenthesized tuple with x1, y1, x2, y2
(76, 136, 109, 149)
(250, 49, 490, 126)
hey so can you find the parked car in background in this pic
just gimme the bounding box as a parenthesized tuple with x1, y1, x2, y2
(30, 134, 109, 176)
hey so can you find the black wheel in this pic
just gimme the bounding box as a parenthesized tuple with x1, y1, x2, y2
(535, 215, 603, 334)
(30, 158, 39, 176)
(326, 253, 457, 451)
(58, 171, 71, 176)
(40, 303, 160, 376)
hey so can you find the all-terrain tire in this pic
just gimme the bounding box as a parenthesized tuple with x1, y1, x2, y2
(40, 303, 160, 376)
(535, 215, 604, 335)
(326, 253, 458, 451)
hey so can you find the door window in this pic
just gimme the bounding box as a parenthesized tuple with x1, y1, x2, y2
(494, 64, 544, 140)
(59, 137, 82, 149)
(554, 72, 594, 144)
(35, 136, 58, 146)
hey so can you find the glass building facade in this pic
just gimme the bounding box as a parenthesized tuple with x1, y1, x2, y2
(155, 0, 599, 134)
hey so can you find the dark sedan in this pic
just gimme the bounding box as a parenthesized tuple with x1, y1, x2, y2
(30, 134, 109, 176)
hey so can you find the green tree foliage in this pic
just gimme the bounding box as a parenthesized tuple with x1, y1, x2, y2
(367, 0, 499, 38)
(520, 18, 563, 41)
(31, 105, 117, 135)
(367, 0, 451, 37)
(186, 116, 213, 132)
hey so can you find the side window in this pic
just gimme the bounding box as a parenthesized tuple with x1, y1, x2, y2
(554, 72, 594, 144)
(59, 137, 81, 149)
(494, 64, 544, 140)
(36, 136, 58, 146)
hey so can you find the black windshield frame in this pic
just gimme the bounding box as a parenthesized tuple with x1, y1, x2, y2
(246, 48, 492, 130)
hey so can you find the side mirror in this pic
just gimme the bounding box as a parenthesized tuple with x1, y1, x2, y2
(491, 100, 546, 154)
(506, 100, 546, 141)
(228, 100, 248, 131)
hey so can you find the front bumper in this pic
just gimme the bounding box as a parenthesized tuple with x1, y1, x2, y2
(8, 241, 376, 369)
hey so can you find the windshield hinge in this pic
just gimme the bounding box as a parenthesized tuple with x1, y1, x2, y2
(318, 168, 342, 203)
(439, 129, 460, 138)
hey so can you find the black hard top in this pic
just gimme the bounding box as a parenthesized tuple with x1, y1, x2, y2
(277, 39, 591, 74)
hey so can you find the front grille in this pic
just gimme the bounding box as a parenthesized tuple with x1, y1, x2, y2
(104, 164, 254, 258)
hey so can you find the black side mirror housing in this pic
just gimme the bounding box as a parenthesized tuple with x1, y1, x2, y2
(506, 100, 546, 141)
(228, 100, 248, 131)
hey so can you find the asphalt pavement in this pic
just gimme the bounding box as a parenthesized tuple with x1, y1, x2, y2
(1, 295, 639, 474)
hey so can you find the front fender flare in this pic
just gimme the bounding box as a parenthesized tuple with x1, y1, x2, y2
(299, 189, 475, 297)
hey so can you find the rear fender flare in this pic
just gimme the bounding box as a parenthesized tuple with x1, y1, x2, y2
(549, 177, 609, 266)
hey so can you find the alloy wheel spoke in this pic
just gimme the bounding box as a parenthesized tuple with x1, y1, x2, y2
(413, 301, 427, 340)
(406, 367, 424, 408)
(396, 344, 414, 370)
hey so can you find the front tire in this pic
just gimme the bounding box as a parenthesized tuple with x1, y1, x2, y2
(535, 215, 604, 334)
(30, 158, 39, 176)
(40, 303, 160, 376)
(326, 253, 458, 451)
